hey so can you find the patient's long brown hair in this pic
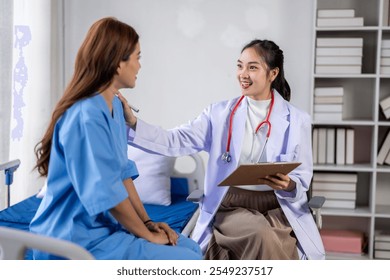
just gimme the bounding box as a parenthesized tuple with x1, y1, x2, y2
(35, 17, 139, 176)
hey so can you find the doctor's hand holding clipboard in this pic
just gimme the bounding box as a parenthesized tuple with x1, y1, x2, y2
(121, 39, 325, 260)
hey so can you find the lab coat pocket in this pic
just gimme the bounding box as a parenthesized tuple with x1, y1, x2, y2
(278, 152, 296, 162)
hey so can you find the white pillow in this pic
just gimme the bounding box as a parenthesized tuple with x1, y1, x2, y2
(127, 145, 175, 206)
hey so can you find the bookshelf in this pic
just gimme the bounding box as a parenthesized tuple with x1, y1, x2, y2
(311, 0, 390, 259)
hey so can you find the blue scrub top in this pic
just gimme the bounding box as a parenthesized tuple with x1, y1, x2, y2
(30, 94, 138, 259)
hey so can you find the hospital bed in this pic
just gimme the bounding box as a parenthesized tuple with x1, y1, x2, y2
(0, 154, 204, 260)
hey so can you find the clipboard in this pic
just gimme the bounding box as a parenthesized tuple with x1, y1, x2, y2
(218, 162, 301, 186)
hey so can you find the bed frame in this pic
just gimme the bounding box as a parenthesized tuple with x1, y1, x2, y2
(0, 154, 204, 260)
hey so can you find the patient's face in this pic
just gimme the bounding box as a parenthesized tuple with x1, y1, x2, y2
(116, 42, 141, 89)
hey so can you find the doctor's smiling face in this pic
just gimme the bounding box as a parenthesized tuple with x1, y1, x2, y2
(237, 46, 279, 101)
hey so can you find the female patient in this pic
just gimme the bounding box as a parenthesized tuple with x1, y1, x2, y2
(30, 17, 201, 260)
(121, 39, 325, 260)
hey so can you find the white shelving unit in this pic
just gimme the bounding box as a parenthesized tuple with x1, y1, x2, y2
(311, 0, 390, 259)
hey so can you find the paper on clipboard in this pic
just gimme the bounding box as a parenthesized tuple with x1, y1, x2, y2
(218, 162, 301, 186)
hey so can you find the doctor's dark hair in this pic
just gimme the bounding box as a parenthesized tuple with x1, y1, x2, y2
(242, 39, 291, 101)
(34, 17, 139, 176)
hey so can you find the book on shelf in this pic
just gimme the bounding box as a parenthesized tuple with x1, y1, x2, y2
(375, 241, 390, 250)
(317, 128, 327, 164)
(384, 150, 390, 165)
(317, 17, 364, 27)
(382, 107, 390, 119)
(326, 128, 335, 164)
(314, 87, 344, 97)
(314, 112, 342, 121)
(380, 57, 390, 66)
(379, 95, 390, 111)
(323, 199, 355, 209)
(375, 230, 390, 242)
(316, 56, 362, 65)
(312, 181, 357, 192)
(320, 229, 365, 254)
(382, 39, 390, 49)
(316, 38, 363, 47)
(382, 49, 390, 57)
(346, 128, 355, 164)
(380, 66, 390, 74)
(314, 104, 343, 112)
(313, 172, 358, 183)
(317, 9, 355, 18)
(384, 0, 390, 26)
(315, 65, 362, 74)
(313, 190, 356, 200)
(312, 128, 318, 164)
(377, 130, 390, 165)
(336, 128, 346, 165)
(375, 250, 390, 259)
(316, 47, 363, 57)
(314, 96, 343, 104)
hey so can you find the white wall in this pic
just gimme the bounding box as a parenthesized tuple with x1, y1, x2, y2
(64, 0, 314, 130)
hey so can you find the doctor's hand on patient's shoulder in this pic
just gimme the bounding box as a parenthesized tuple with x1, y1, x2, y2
(263, 173, 296, 192)
(117, 92, 137, 128)
(146, 221, 178, 246)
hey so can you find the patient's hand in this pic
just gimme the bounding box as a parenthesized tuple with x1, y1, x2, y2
(146, 221, 179, 246)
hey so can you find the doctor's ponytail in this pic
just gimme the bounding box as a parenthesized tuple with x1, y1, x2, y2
(241, 39, 291, 101)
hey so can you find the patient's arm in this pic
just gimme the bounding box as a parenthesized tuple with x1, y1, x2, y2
(110, 194, 169, 245)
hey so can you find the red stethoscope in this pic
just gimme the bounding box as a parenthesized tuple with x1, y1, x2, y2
(221, 90, 274, 163)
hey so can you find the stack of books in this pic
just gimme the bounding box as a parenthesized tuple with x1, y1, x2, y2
(313, 87, 344, 121)
(317, 9, 364, 27)
(380, 40, 390, 74)
(315, 37, 363, 74)
(312, 172, 358, 209)
(312, 127, 354, 165)
(379, 95, 390, 119)
(375, 230, 390, 259)
(377, 129, 390, 165)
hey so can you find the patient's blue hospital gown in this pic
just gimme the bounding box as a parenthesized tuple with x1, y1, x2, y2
(29, 94, 201, 260)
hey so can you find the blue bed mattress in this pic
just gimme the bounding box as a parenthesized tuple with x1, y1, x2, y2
(0, 178, 198, 259)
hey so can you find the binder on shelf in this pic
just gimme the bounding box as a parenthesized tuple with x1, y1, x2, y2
(317, 128, 327, 164)
(375, 242, 390, 250)
(382, 49, 390, 57)
(381, 39, 390, 49)
(377, 130, 390, 165)
(312, 128, 319, 164)
(380, 57, 390, 66)
(316, 47, 363, 57)
(317, 9, 355, 18)
(336, 128, 346, 165)
(380, 66, 390, 74)
(346, 128, 355, 164)
(375, 250, 390, 259)
(326, 128, 335, 164)
(375, 230, 390, 242)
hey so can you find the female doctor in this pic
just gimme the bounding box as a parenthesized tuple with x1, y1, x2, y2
(121, 39, 325, 260)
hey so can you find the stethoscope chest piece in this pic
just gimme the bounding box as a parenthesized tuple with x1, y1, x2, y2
(221, 152, 232, 163)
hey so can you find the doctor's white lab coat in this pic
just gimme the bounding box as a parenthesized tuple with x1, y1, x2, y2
(128, 90, 325, 260)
